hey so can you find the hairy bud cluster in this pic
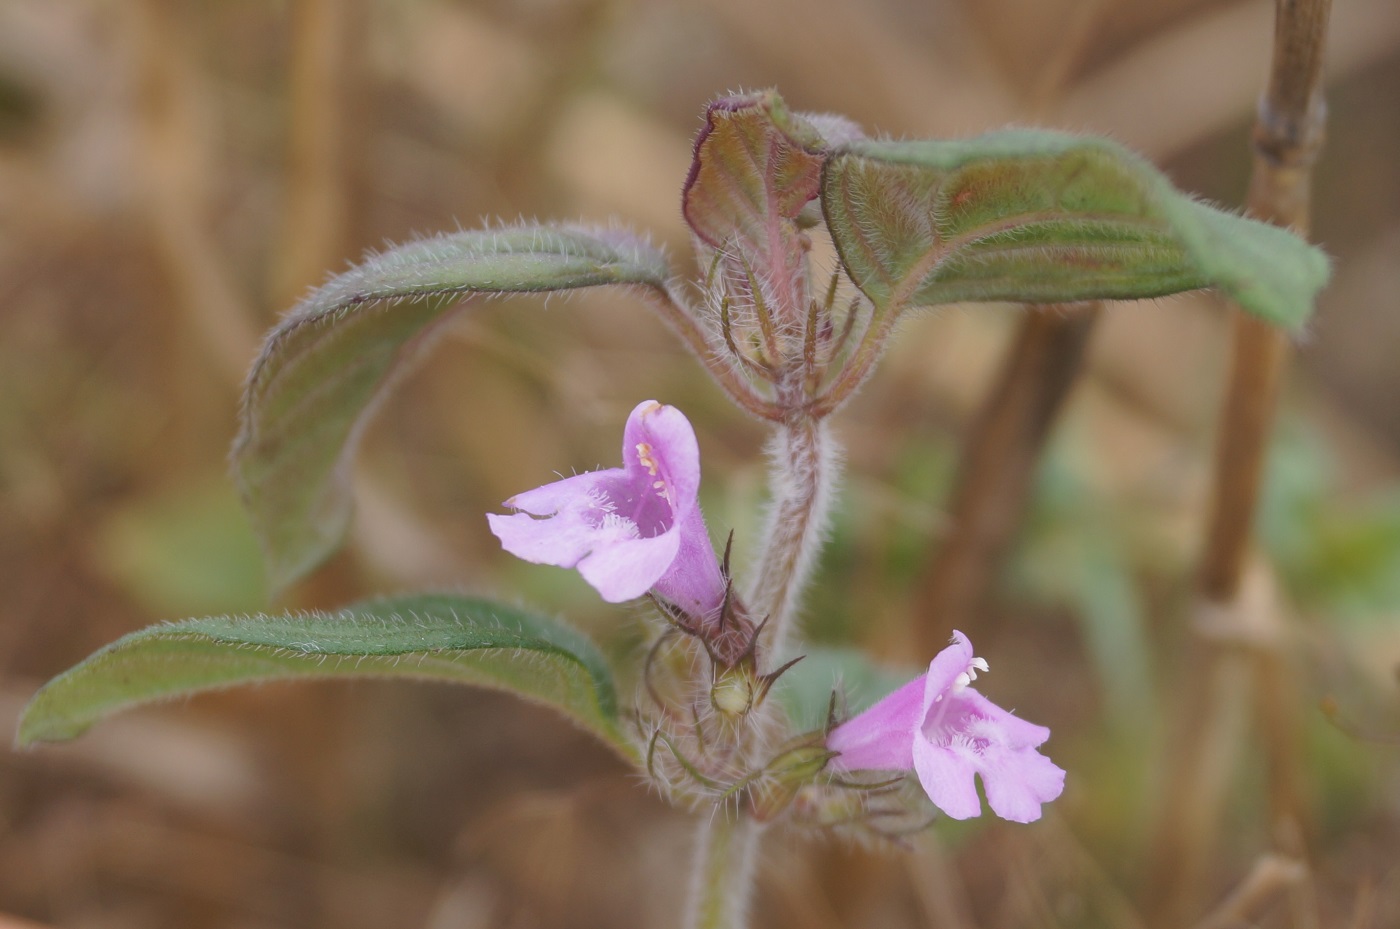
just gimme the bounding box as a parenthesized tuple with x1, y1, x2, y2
(642, 554, 818, 815)
(703, 243, 872, 418)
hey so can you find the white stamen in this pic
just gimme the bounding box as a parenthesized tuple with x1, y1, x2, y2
(954, 657, 989, 692)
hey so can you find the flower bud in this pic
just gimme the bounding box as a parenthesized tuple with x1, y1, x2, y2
(710, 664, 759, 718)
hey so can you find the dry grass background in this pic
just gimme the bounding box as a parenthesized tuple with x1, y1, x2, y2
(2, 0, 1400, 927)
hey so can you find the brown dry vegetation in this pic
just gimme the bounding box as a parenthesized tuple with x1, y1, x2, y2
(2, 0, 1400, 927)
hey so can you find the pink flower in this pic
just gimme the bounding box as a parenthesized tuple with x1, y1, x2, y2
(487, 400, 727, 616)
(827, 632, 1065, 823)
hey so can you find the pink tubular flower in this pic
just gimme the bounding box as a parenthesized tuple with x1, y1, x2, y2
(826, 632, 1065, 823)
(487, 400, 726, 616)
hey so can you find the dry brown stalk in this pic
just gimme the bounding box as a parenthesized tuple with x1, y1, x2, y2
(1189, 853, 1307, 929)
(913, 303, 1100, 652)
(271, 0, 355, 312)
(906, 830, 976, 929)
(1148, 1, 1333, 926)
(133, 0, 260, 384)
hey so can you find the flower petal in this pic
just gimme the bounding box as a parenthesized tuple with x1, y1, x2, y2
(956, 689, 1051, 749)
(912, 736, 982, 820)
(576, 530, 681, 602)
(921, 630, 976, 717)
(487, 509, 600, 568)
(931, 688, 1064, 823)
(651, 512, 727, 617)
(501, 469, 626, 516)
(979, 747, 1065, 824)
(622, 401, 701, 518)
(827, 673, 925, 772)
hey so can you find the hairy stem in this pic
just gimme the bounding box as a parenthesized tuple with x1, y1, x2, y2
(1149, 1, 1331, 925)
(748, 414, 838, 658)
(676, 403, 837, 929)
(684, 814, 762, 929)
(913, 303, 1100, 652)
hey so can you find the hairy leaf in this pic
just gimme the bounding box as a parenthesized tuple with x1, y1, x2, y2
(17, 594, 637, 762)
(682, 91, 827, 255)
(234, 225, 671, 593)
(823, 132, 1329, 327)
(681, 91, 834, 337)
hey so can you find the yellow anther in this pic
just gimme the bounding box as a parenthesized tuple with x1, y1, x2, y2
(636, 442, 659, 476)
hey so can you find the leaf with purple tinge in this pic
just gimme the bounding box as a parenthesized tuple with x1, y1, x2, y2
(233, 225, 671, 595)
(823, 131, 1329, 329)
(681, 91, 841, 327)
(682, 91, 829, 253)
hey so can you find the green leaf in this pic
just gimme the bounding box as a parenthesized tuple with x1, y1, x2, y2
(822, 132, 1329, 328)
(774, 645, 915, 733)
(233, 224, 671, 594)
(17, 594, 638, 764)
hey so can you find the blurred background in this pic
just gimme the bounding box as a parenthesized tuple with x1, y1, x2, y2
(2, 0, 1400, 926)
